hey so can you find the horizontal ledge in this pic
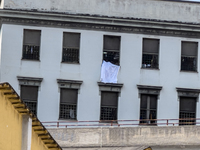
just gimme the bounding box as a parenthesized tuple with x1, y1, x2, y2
(137, 85, 162, 90)
(57, 79, 83, 84)
(98, 82, 123, 87)
(17, 76, 43, 82)
(176, 87, 200, 93)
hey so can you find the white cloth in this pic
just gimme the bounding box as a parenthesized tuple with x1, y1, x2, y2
(100, 61, 120, 83)
(70, 109, 75, 119)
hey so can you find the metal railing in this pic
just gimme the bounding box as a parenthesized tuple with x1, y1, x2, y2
(42, 118, 200, 128)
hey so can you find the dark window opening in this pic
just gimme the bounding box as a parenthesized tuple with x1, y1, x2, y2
(142, 38, 159, 69)
(22, 29, 41, 60)
(100, 92, 118, 122)
(59, 89, 78, 120)
(62, 32, 80, 63)
(140, 94, 157, 125)
(179, 97, 196, 125)
(103, 35, 120, 65)
(21, 85, 38, 115)
(181, 41, 198, 71)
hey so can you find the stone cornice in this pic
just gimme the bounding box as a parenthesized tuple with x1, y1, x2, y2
(1, 9, 200, 38)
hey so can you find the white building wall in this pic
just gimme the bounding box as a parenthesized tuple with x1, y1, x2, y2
(3, 0, 200, 23)
(1, 24, 200, 123)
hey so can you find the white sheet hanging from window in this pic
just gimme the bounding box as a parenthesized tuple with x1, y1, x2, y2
(100, 61, 120, 83)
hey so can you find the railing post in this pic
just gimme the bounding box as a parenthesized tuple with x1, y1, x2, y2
(167, 120, 168, 126)
(111, 121, 113, 126)
(57, 122, 59, 128)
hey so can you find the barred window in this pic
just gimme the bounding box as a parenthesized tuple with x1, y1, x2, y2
(21, 85, 38, 115)
(103, 35, 120, 65)
(181, 41, 198, 71)
(22, 29, 41, 60)
(100, 92, 118, 121)
(59, 89, 78, 120)
(62, 32, 80, 63)
(179, 97, 196, 125)
(142, 38, 159, 69)
(140, 94, 157, 125)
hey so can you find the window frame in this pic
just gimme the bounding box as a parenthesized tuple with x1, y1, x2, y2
(140, 94, 158, 125)
(17, 76, 43, 116)
(141, 38, 160, 69)
(98, 82, 123, 123)
(103, 35, 121, 65)
(137, 85, 162, 125)
(57, 79, 82, 120)
(22, 29, 41, 61)
(59, 88, 78, 120)
(179, 97, 196, 126)
(176, 87, 200, 126)
(20, 85, 38, 115)
(180, 41, 198, 72)
(100, 91, 118, 122)
(62, 32, 81, 64)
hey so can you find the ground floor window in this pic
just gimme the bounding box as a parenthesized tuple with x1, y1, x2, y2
(100, 91, 118, 121)
(179, 97, 196, 125)
(59, 88, 78, 120)
(21, 85, 38, 115)
(140, 94, 157, 124)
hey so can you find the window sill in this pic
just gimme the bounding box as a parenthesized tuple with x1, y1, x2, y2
(99, 120, 118, 124)
(21, 59, 40, 62)
(61, 61, 80, 65)
(58, 118, 77, 122)
(141, 67, 159, 70)
(180, 70, 198, 73)
(139, 123, 157, 126)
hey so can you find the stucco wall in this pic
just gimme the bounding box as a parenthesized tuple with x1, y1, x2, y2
(1, 23, 200, 123)
(0, 86, 22, 150)
(3, 0, 200, 23)
(48, 126, 200, 148)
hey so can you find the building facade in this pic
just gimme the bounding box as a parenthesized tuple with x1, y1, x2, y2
(0, 0, 200, 126)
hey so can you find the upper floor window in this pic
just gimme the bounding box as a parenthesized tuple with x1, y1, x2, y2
(179, 97, 196, 125)
(181, 41, 198, 72)
(22, 29, 41, 60)
(137, 85, 162, 125)
(57, 79, 82, 120)
(140, 94, 157, 124)
(62, 32, 80, 63)
(18, 76, 43, 115)
(21, 85, 38, 115)
(100, 91, 118, 121)
(142, 38, 159, 69)
(176, 87, 200, 126)
(103, 35, 120, 65)
(60, 88, 78, 120)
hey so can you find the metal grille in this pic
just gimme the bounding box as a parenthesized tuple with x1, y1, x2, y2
(142, 54, 158, 68)
(140, 109, 156, 124)
(179, 112, 195, 125)
(100, 106, 117, 121)
(22, 45, 40, 60)
(59, 104, 77, 120)
(181, 56, 197, 71)
(62, 48, 79, 63)
(24, 101, 37, 115)
(103, 51, 119, 65)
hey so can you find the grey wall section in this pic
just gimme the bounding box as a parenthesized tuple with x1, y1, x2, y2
(48, 126, 200, 149)
(3, 0, 200, 23)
